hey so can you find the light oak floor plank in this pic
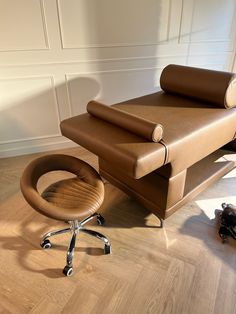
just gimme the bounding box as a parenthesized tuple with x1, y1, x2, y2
(0, 146, 235, 313)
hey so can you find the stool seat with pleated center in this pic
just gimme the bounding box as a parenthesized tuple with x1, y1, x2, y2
(20, 154, 111, 276)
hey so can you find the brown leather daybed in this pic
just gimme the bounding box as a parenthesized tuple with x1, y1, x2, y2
(60, 65, 236, 220)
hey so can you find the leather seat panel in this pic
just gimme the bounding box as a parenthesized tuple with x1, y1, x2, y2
(60, 114, 166, 179)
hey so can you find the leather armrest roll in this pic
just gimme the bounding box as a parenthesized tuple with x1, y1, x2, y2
(160, 64, 236, 109)
(87, 101, 164, 142)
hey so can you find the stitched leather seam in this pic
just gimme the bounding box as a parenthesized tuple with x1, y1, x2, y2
(159, 139, 168, 165)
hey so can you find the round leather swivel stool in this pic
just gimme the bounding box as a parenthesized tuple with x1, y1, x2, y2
(20, 154, 111, 276)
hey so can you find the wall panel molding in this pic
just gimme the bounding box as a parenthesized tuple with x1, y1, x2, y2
(65, 67, 165, 116)
(0, 0, 49, 52)
(39, 0, 50, 50)
(0, 49, 189, 68)
(0, 75, 61, 144)
(0, 0, 235, 157)
(57, 0, 173, 49)
(179, 0, 236, 44)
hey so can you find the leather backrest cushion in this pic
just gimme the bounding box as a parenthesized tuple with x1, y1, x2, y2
(87, 101, 164, 142)
(160, 64, 236, 109)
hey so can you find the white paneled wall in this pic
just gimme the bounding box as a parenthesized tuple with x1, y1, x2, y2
(0, 0, 236, 157)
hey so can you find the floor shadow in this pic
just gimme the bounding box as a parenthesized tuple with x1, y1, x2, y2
(0, 196, 235, 277)
(101, 198, 163, 229)
(0, 216, 107, 278)
(178, 206, 236, 271)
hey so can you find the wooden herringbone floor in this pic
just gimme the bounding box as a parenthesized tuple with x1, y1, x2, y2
(0, 147, 235, 314)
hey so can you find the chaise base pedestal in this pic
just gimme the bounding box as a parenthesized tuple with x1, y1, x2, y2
(99, 149, 236, 220)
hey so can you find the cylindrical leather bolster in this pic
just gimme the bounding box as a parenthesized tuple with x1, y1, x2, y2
(87, 101, 163, 142)
(160, 64, 236, 109)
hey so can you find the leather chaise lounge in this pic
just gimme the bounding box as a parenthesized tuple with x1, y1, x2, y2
(60, 65, 236, 221)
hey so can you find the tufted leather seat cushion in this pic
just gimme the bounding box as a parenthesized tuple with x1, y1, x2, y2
(20, 154, 104, 221)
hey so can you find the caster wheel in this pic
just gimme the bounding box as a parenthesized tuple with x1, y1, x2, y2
(40, 239, 52, 249)
(63, 266, 73, 277)
(104, 244, 111, 255)
(97, 214, 105, 226)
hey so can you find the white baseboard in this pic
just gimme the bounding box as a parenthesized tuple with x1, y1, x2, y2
(0, 137, 77, 158)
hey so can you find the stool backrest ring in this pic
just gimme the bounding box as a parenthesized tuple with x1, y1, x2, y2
(20, 154, 104, 221)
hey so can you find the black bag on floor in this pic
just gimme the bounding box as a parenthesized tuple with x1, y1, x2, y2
(219, 203, 236, 242)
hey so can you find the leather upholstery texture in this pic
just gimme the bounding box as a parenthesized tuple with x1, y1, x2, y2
(60, 114, 166, 179)
(60, 65, 236, 219)
(113, 91, 236, 177)
(160, 64, 236, 109)
(20, 154, 104, 221)
(87, 100, 163, 142)
(99, 151, 236, 219)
